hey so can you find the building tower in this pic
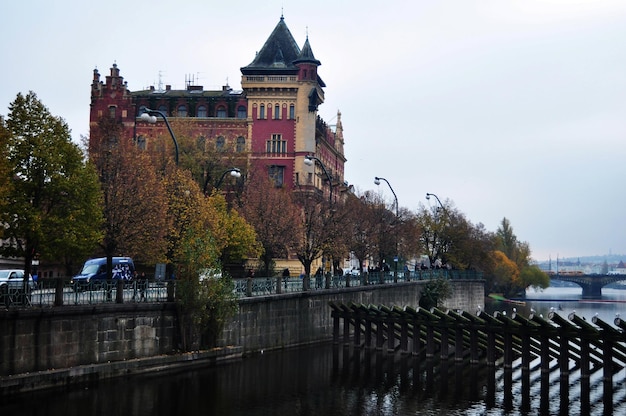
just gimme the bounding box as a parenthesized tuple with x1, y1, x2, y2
(241, 16, 345, 199)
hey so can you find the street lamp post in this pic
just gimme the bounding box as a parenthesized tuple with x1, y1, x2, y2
(304, 155, 333, 203)
(140, 109, 179, 165)
(426, 193, 445, 214)
(216, 168, 242, 189)
(203, 167, 242, 195)
(426, 193, 447, 269)
(374, 176, 399, 282)
(304, 155, 334, 290)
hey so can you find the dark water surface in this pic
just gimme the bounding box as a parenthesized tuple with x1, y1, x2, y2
(3, 285, 626, 415)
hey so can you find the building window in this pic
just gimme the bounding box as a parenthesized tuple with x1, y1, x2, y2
(259, 104, 265, 119)
(266, 134, 286, 154)
(138, 106, 147, 117)
(177, 105, 187, 117)
(197, 105, 207, 117)
(236, 136, 245, 153)
(274, 104, 280, 119)
(108, 106, 116, 119)
(197, 136, 206, 151)
(158, 105, 168, 115)
(268, 165, 285, 187)
(216, 136, 225, 151)
(135, 135, 146, 150)
(289, 104, 295, 119)
(217, 106, 227, 118)
(237, 105, 247, 119)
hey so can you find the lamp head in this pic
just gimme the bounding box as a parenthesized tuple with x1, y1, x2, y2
(140, 112, 157, 123)
(304, 156, 314, 166)
(230, 168, 242, 178)
(374, 177, 380, 186)
(426, 193, 431, 200)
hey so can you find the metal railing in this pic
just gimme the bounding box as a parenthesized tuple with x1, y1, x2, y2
(232, 269, 483, 297)
(1, 279, 174, 309)
(1, 269, 482, 309)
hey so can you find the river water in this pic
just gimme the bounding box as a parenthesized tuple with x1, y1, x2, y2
(2, 283, 626, 415)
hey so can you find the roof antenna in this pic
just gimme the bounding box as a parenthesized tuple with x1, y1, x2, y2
(281, 6, 284, 19)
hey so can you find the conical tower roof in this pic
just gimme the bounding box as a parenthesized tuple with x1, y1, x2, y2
(241, 16, 302, 74)
(294, 36, 321, 66)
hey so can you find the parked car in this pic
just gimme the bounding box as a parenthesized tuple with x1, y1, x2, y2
(71, 257, 135, 290)
(0, 269, 35, 295)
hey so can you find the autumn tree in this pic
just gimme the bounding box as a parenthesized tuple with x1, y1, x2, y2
(343, 193, 375, 275)
(239, 173, 301, 276)
(489, 250, 521, 297)
(0, 92, 104, 283)
(163, 167, 259, 277)
(495, 217, 549, 294)
(90, 115, 169, 272)
(293, 189, 334, 280)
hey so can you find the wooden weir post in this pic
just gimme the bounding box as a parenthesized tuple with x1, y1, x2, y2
(592, 314, 623, 414)
(379, 305, 397, 353)
(351, 304, 361, 348)
(549, 311, 578, 410)
(478, 308, 502, 366)
(569, 312, 600, 413)
(329, 301, 341, 345)
(447, 309, 472, 362)
(340, 303, 352, 347)
(461, 310, 487, 365)
(405, 306, 424, 356)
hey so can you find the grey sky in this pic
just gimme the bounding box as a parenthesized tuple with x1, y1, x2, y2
(2, 0, 625, 261)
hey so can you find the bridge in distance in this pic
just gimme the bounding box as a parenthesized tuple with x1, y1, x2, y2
(550, 273, 626, 298)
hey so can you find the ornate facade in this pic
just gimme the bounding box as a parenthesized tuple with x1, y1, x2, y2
(89, 16, 346, 200)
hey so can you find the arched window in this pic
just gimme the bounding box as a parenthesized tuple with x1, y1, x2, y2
(274, 104, 280, 119)
(216, 106, 227, 118)
(237, 105, 247, 119)
(197, 105, 207, 117)
(289, 104, 295, 120)
(259, 104, 265, 119)
(108, 106, 116, 119)
(216, 136, 225, 151)
(177, 105, 187, 117)
(158, 105, 168, 115)
(236, 136, 245, 152)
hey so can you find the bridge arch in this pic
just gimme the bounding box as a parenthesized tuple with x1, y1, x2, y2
(550, 274, 626, 298)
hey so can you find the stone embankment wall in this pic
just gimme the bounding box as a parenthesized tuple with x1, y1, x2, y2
(220, 280, 485, 353)
(0, 303, 177, 377)
(1, 280, 484, 383)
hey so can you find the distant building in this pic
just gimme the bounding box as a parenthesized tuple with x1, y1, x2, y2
(89, 16, 346, 200)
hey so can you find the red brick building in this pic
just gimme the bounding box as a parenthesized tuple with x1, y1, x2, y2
(89, 16, 346, 200)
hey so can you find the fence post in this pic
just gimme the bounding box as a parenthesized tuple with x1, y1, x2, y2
(246, 277, 252, 297)
(116, 280, 124, 303)
(54, 278, 64, 306)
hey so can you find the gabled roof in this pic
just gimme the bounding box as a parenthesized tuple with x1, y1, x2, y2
(241, 17, 321, 74)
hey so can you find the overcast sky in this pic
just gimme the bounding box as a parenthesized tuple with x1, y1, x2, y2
(2, 1, 625, 261)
